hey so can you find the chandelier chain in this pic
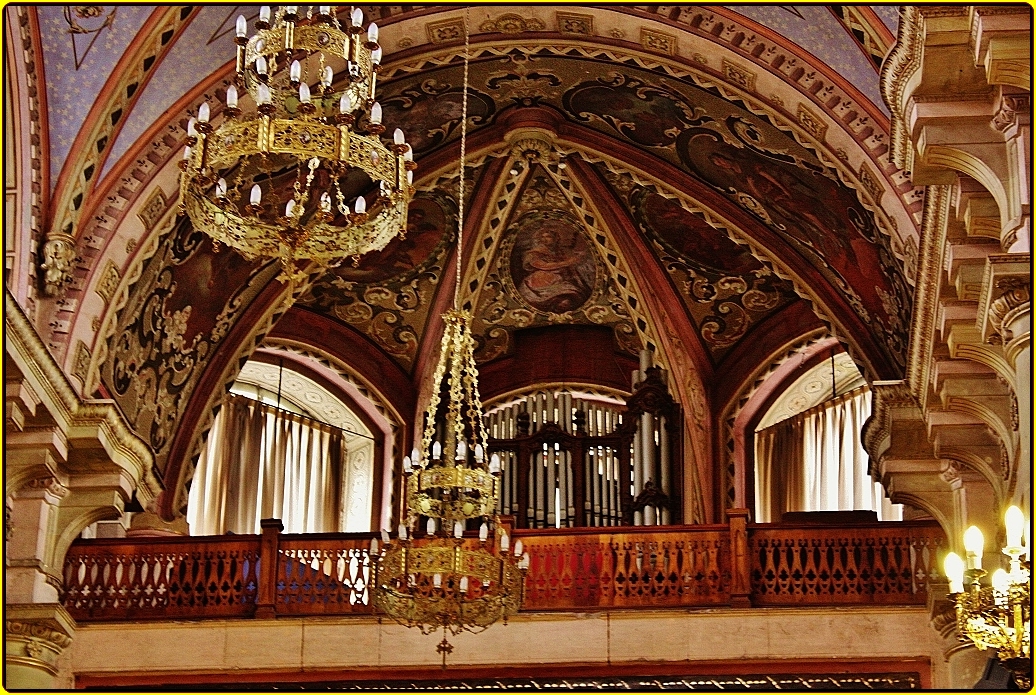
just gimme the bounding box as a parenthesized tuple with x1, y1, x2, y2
(454, 9, 470, 310)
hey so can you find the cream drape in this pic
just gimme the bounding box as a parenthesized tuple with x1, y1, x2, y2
(188, 394, 345, 535)
(755, 389, 901, 522)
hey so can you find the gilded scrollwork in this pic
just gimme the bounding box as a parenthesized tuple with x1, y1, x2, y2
(100, 216, 277, 476)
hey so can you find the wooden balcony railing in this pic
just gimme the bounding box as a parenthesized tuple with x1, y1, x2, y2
(62, 516, 945, 622)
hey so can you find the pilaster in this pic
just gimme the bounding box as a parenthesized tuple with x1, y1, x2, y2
(4, 604, 75, 689)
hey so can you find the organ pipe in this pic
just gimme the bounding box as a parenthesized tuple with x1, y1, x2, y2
(483, 372, 679, 528)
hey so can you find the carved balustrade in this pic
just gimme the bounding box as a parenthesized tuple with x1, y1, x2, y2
(62, 519, 944, 621)
(749, 522, 943, 605)
(62, 534, 262, 620)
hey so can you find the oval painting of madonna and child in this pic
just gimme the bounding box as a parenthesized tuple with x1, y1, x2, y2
(508, 211, 598, 314)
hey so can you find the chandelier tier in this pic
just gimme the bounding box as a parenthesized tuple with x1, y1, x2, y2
(370, 12, 526, 666)
(944, 506, 1031, 689)
(178, 5, 415, 283)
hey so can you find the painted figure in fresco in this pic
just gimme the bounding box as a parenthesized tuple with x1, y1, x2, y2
(511, 218, 595, 313)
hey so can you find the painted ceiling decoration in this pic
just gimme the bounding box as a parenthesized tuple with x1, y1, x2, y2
(15, 5, 932, 522)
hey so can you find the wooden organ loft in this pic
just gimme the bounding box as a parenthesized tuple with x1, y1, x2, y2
(484, 357, 681, 529)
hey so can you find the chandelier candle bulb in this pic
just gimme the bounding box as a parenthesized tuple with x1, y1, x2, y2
(406, 170, 413, 185)
(285, 6, 297, 16)
(351, 8, 363, 27)
(186, 118, 197, 138)
(322, 66, 333, 88)
(319, 6, 331, 16)
(298, 82, 311, 104)
(398, 524, 408, 541)
(235, 15, 247, 38)
(339, 93, 352, 113)
(182, 146, 192, 161)
(367, 23, 379, 44)
(500, 533, 509, 552)
(1005, 506, 1025, 549)
(255, 56, 268, 76)
(284, 200, 296, 218)
(433, 573, 442, 588)
(479, 523, 488, 542)
(353, 196, 366, 215)
(944, 552, 965, 593)
(381, 529, 390, 543)
(371, 47, 382, 65)
(456, 439, 467, 460)
(411, 447, 421, 467)
(370, 538, 379, 555)
(393, 128, 405, 146)
(370, 102, 382, 125)
(433, 441, 442, 460)
(514, 540, 523, 557)
(250, 184, 262, 206)
(963, 526, 985, 570)
(403, 455, 412, 473)
(454, 521, 463, 538)
(197, 102, 210, 123)
(427, 518, 436, 536)
(489, 453, 500, 474)
(225, 85, 238, 110)
(459, 576, 469, 593)
(991, 569, 1010, 606)
(215, 178, 227, 198)
(290, 60, 301, 83)
(320, 191, 331, 212)
(259, 6, 270, 23)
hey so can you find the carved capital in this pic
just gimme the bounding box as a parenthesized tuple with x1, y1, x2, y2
(18, 475, 70, 500)
(988, 278, 1030, 341)
(978, 254, 1030, 344)
(5, 604, 76, 677)
(39, 234, 77, 297)
(991, 92, 1031, 133)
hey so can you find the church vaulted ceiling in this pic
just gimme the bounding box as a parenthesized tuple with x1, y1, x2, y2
(17, 5, 917, 511)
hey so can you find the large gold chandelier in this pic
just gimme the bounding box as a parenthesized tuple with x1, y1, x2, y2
(179, 5, 415, 283)
(370, 14, 526, 666)
(943, 505, 1031, 688)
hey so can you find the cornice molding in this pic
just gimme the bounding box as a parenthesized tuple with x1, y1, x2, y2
(4, 290, 158, 505)
(905, 185, 952, 410)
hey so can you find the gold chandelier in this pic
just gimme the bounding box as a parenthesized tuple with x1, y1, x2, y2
(370, 13, 526, 666)
(178, 5, 415, 283)
(943, 505, 1031, 688)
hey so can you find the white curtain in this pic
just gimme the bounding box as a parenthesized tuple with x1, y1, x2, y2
(188, 394, 345, 535)
(755, 389, 901, 522)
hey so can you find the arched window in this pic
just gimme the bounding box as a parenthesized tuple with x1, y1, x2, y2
(187, 360, 377, 535)
(753, 353, 901, 522)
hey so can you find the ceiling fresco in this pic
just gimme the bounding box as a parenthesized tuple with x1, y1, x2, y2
(603, 170, 802, 366)
(470, 162, 640, 364)
(295, 190, 458, 372)
(36, 4, 154, 186)
(99, 217, 278, 480)
(373, 49, 911, 369)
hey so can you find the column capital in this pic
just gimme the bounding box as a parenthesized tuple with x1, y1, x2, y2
(978, 253, 1030, 344)
(5, 603, 76, 677)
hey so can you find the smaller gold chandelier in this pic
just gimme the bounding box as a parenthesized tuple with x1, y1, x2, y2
(178, 5, 416, 283)
(944, 505, 1031, 689)
(372, 310, 528, 666)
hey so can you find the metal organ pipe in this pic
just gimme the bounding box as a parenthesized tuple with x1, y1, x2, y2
(659, 414, 670, 525)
